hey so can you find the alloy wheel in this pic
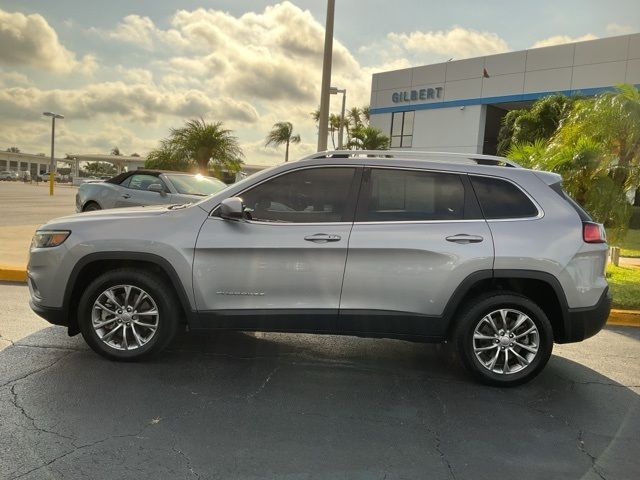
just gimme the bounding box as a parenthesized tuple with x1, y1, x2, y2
(91, 285, 159, 351)
(472, 308, 540, 375)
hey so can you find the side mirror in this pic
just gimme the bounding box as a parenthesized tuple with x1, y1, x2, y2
(148, 183, 166, 195)
(220, 197, 245, 220)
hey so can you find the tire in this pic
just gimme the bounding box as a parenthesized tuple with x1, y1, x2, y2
(78, 268, 180, 361)
(83, 202, 101, 212)
(454, 292, 553, 387)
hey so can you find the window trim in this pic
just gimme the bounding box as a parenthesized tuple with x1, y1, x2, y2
(390, 111, 415, 149)
(211, 165, 363, 226)
(354, 166, 483, 224)
(468, 173, 544, 222)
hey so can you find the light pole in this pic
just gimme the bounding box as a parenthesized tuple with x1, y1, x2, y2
(330, 87, 346, 149)
(317, 0, 335, 152)
(43, 111, 64, 196)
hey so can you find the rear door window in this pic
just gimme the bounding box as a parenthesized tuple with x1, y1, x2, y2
(470, 176, 539, 219)
(358, 169, 467, 222)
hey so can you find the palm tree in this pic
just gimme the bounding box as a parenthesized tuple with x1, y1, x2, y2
(145, 141, 194, 172)
(168, 118, 243, 175)
(347, 126, 390, 150)
(265, 122, 301, 162)
(554, 84, 640, 189)
(362, 106, 370, 123)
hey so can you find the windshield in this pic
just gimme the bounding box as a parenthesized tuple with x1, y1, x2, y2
(164, 174, 227, 196)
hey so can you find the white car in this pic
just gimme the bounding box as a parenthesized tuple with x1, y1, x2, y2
(75, 170, 228, 211)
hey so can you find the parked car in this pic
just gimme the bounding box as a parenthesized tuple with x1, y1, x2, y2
(0, 170, 20, 181)
(37, 173, 62, 182)
(28, 151, 610, 386)
(75, 170, 227, 212)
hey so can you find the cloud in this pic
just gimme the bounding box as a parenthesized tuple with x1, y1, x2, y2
(1, 2, 408, 163)
(0, 9, 96, 74)
(531, 34, 598, 49)
(0, 119, 157, 156)
(0, 71, 32, 87)
(106, 14, 188, 51)
(0, 82, 259, 124)
(387, 26, 509, 59)
(108, 2, 363, 105)
(606, 23, 635, 36)
(114, 66, 154, 84)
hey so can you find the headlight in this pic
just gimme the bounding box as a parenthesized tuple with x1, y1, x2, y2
(31, 230, 71, 249)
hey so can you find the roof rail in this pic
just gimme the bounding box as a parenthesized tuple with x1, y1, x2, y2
(302, 150, 522, 168)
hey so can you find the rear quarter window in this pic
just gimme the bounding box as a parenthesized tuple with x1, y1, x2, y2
(549, 182, 592, 221)
(470, 176, 539, 219)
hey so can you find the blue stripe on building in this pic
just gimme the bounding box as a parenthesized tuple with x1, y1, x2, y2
(369, 84, 640, 115)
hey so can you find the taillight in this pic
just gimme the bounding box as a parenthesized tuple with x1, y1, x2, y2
(583, 222, 606, 243)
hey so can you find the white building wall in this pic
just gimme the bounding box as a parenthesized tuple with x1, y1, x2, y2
(370, 33, 640, 154)
(411, 105, 485, 153)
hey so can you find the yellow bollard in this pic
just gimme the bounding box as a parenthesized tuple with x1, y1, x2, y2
(49, 172, 54, 196)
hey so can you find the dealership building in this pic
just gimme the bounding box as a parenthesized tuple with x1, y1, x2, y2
(369, 33, 640, 155)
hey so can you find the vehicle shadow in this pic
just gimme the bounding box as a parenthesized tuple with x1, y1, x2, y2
(0, 326, 638, 480)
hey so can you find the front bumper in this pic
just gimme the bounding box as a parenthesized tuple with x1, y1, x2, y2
(560, 287, 612, 343)
(29, 299, 68, 327)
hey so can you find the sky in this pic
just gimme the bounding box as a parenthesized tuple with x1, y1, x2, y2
(0, 0, 639, 165)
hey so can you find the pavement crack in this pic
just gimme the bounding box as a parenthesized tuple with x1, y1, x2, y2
(14, 344, 84, 352)
(247, 366, 279, 400)
(0, 350, 74, 388)
(172, 446, 201, 479)
(419, 406, 457, 480)
(0, 332, 16, 346)
(577, 429, 607, 480)
(10, 420, 159, 479)
(9, 383, 76, 442)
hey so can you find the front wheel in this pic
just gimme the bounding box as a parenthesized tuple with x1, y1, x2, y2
(82, 201, 101, 212)
(78, 269, 179, 361)
(454, 293, 553, 386)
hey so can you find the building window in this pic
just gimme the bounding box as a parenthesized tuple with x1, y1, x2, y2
(390, 111, 415, 148)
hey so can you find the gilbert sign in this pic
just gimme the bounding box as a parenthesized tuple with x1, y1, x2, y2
(392, 87, 443, 103)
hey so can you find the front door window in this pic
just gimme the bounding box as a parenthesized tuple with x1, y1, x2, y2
(240, 167, 356, 223)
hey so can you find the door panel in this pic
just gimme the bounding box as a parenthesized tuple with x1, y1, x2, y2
(193, 218, 352, 312)
(339, 167, 494, 337)
(193, 166, 360, 330)
(116, 189, 172, 207)
(115, 174, 173, 207)
(340, 221, 493, 317)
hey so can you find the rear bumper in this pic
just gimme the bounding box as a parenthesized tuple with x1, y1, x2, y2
(559, 287, 611, 343)
(29, 300, 68, 327)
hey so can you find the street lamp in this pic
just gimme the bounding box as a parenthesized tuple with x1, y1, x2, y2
(317, 0, 335, 152)
(330, 87, 346, 149)
(43, 111, 64, 196)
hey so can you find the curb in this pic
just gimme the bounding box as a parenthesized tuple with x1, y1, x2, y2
(0, 266, 638, 328)
(607, 309, 640, 327)
(0, 265, 27, 283)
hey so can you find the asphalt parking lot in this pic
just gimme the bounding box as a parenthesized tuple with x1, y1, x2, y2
(1, 283, 639, 479)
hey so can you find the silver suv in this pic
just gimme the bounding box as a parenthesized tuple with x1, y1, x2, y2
(28, 151, 611, 386)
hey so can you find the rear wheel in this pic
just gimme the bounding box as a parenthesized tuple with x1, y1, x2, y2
(454, 293, 553, 386)
(82, 201, 101, 212)
(78, 269, 179, 361)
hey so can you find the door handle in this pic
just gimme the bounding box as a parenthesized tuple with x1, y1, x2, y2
(445, 234, 484, 244)
(304, 233, 341, 243)
(121, 194, 131, 199)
